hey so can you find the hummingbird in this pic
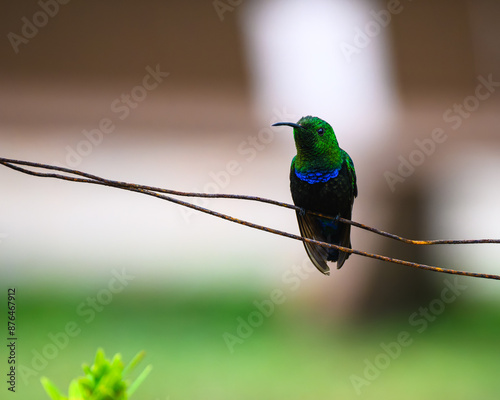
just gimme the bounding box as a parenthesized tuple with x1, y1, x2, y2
(272, 116, 357, 275)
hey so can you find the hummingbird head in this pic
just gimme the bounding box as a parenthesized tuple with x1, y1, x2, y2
(272, 116, 340, 162)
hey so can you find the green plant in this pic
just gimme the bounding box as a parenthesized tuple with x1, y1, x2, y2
(41, 348, 152, 400)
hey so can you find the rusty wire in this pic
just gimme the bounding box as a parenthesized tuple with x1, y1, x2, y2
(1, 157, 499, 281)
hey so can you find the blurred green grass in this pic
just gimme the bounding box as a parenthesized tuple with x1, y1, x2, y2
(10, 282, 500, 400)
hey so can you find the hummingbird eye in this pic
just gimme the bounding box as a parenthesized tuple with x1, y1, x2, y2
(317, 128, 324, 136)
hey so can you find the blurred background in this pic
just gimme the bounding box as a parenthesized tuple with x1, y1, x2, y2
(1, 0, 500, 398)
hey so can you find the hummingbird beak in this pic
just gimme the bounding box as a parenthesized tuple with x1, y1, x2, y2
(272, 122, 303, 130)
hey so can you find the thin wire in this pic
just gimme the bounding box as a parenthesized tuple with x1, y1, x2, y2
(1, 157, 500, 281)
(2, 157, 498, 246)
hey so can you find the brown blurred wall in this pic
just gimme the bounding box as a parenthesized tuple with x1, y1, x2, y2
(2, 0, 250, 90)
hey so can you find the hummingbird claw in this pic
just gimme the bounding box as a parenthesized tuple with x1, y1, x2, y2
(298, 207, 306, 217)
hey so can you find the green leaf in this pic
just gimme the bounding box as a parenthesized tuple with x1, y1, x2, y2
(68, 379, 83, 400)
(40, 349, 151, 400)
(41, 377, 66, 400)
(123, 351, 145, 376)
(128, 364, 153, 397)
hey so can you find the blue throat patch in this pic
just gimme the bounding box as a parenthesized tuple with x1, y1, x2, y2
(294, 168, 339, 184)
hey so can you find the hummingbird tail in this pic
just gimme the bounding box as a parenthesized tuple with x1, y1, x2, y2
(326, 244, 350, 269)
(332, 223, 352, 269)
(296, 211, 353, 273)
(334, 248, 351, 269)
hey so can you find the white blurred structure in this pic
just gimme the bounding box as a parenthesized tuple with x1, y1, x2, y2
(427, 146, 500, 299)
(240, 0, 398, 151)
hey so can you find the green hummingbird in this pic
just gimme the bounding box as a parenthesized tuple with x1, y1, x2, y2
(273, 116, 357, 275)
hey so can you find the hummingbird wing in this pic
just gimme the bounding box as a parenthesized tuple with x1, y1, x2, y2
(295, 211, 331, 275)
